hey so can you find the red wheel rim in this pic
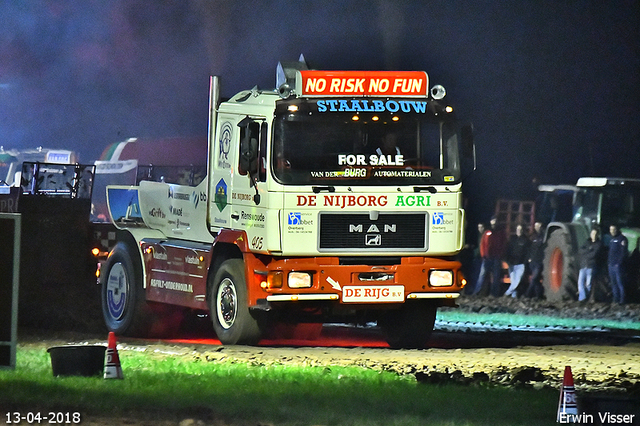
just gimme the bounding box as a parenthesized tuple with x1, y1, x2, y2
(550, 248, 563, 292)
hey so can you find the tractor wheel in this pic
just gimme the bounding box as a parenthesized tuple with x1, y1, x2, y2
(209, 259, 262, 345)
(379, 303, 437, 349)
(101, 242, 154, 336)
(542, 229, 579, 302)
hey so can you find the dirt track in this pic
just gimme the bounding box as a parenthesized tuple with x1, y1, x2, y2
(14, 326, 640, 426)
(12, 330, 640, 424)
(17, 293, 640, 394)
(19, 325, 640, 395)
(12, 294, 640, 425)
(138, 334, 640, 394)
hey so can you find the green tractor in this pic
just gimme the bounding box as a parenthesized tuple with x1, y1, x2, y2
(542, 177, 640, 302)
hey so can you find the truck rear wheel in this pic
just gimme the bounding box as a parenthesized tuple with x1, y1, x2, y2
(209, 259, 262, 345)
(101, 242, 153, 336)
(379, 303, 436, 349)
(542, 229, 578, 302)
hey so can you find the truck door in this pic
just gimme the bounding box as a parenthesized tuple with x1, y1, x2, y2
(229, 117, 272, 253)
(209, 114, 274, 252)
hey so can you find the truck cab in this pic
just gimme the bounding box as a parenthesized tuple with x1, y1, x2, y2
(101, 61, 475, 348)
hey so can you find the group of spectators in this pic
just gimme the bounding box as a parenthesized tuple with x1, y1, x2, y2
(465, 217, 630, 304)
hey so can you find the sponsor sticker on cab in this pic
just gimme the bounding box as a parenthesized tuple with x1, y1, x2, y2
(342, 285, 404, 303)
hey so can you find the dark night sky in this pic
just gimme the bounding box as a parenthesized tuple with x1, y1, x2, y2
(1, 0, 639, 222)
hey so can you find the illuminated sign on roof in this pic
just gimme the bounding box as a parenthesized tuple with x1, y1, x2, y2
(297, 71, 429, 97)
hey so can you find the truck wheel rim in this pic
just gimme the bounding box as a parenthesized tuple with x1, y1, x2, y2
(106, 263, 127, 320)
(550, 248, 563, 292)
(217, 278, 237, 330)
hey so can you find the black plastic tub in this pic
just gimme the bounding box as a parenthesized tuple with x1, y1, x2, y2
(47, 345, 106, 377)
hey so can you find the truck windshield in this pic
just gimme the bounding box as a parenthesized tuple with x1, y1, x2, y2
(272, 98, 462, 186)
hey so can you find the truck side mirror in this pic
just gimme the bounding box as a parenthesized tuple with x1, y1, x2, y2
(460, 123, 474, 158)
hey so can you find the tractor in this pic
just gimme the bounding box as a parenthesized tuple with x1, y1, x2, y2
(542, 177, 640, 302)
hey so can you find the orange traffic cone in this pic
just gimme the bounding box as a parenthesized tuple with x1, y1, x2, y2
(103, 332, 124, 379)
(556, 365, 578, 422)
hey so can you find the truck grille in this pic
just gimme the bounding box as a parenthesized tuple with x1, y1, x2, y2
(319, 213, 427, 251)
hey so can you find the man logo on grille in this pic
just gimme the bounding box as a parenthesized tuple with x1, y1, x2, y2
(365, 234, 382, 246)
(349, 224, 397, 233)
(432, 212, 444, 225)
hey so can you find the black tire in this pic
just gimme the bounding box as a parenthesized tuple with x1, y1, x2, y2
(101, 242, 153, 336)
(209, 259, 262, 345)
(379, 303, 437, 349)
(542, 229, 579, 302)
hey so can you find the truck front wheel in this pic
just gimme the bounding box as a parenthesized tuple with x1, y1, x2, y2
(379, 303, 437, 349)
(101, 242, 153, 336)
(209, 259, 262, 345)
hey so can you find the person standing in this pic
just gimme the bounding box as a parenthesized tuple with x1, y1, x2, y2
(504, 224, 530, 298)
(577, 227, 603, 302)
(473, 216, 507, 297)
(464, 222, 486, 294)
(525, 221, 545, 299)
(472, 222, 491, 295)
(608, 225, 628, 304)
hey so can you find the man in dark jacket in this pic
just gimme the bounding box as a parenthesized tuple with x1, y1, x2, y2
(525, 221, 545, 299)
(578, 227, 603, 301)
(504, 224, 531, 298)
(608, 225, 628, 304)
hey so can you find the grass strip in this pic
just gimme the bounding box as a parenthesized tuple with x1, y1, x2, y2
(0, 346, 559, 426)
(437, 311, 640, 331)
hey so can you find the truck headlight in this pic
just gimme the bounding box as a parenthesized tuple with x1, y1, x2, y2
(288, 272, 312, 288)
(429, 270, 453, 287)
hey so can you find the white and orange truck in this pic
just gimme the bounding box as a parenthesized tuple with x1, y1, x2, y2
(101, 59, 475, 348)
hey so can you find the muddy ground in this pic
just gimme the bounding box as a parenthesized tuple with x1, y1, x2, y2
(16, 294, 640, 395)
(10, 295, 640, 425)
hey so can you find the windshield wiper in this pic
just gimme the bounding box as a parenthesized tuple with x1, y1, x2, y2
(413, 186, 437, 194)
(312, 186, 335, 193)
